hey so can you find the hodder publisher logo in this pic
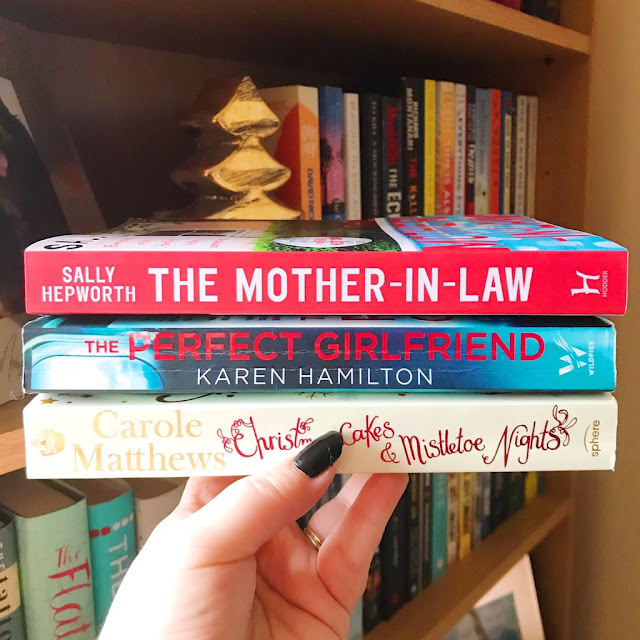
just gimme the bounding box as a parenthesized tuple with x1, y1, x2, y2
(571, 270, 609, 297)
(584, 420, 601, 457)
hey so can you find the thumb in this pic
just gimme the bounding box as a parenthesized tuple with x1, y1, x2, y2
(186, 431, 343, 564)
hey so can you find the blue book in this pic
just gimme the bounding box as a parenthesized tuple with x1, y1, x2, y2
(64, 480, 135, 629)
(24, 315, 616, 393)
(430, 473, 448, 582)
(318, 86, 345, 220)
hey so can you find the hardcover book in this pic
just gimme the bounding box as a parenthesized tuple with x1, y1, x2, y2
(382, 96, 403, 217)
(343, 93, 362, 221)
(407, 474, 421, 598)
(474, 89, 491, 214)
(501, 91, 515, 215)
(421, 474, 432, 589)
(126, 478, 185, 549)
(380, 488, 409, 619)
(403, 78, 424, 217)
(489, 89, 502, 215)
(23, 392, 618, 478)
(458, 472, 473, 559)
(424, 80, 437, 216)
(64, 478, 136, 628)
(446, 473, 459, 565)
(0, 471, 95, 639)
(453, 84, 467, 215)
(436, 82, 455, 215)
(259, 85, 322, 220)
(464, 86, 476, 216)
(23, 216, 629, 316)
(431, 473, 448, 582)
(359, 94, 382, 219)
(318, 86, 345, 220)
(0, 512, 25, 640)
(23, 315, 617, 393)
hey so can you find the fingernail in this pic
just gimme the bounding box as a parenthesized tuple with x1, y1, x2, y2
(294, 431, 343, 478)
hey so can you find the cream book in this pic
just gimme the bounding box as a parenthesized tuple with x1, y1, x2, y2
(126, 478, 186, 549)
(24, 392, 617, 478)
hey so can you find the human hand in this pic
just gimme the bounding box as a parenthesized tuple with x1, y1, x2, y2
(100, 431, 408, 640)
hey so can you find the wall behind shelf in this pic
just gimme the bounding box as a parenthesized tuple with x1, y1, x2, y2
(572, 0, 640, 637)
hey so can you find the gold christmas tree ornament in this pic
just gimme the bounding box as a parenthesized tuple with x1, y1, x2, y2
(168, 76, 300, 220)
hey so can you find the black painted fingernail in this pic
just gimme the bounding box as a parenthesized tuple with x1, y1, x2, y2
(294, 431, 343, 478)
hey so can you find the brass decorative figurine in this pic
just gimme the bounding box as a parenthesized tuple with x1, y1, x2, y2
(170, 76, 300, 220)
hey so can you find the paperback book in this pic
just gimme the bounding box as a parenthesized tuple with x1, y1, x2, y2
(24, 392, 617, 478)
(23, 216, 628, 316)
(23, 315, 616, 393)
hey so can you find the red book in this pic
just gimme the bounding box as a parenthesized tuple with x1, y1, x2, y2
(489, 89, 502, 215)
(24, 217, 628, 316)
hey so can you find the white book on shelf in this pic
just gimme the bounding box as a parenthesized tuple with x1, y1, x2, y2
(343, 92, 362, 220)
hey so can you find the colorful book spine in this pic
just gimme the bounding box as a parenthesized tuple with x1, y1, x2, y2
(490, 473, 508, 531)
(363, 546, 382, 633)
(24, 392, 618, 478)
(458, 472, 473, 559)
(472, 472, 491, 545)
(430, 473, 448, 582)
(380, 488, 409, 619)
(506, 472, 526, 516)
(436, 81, 455, 215)
(65, 480, 136, 628)
(0, 514, 25, 640)
(453, 84, 467, 215)
(514, 95, 528, 214)
(258, 85, 322, 220)
(526, 96, 539, 217)
(525, 471, 539, 502)
(382, 96, 403, 217)
(23, 315, 617, 393)
(423, 80, 437, 216)
(24, 216, 628, 316)
(407, 474, 421, 599)
(0, 477, 95, 639)
(421, 474, 432, 589)
(474, 89, 491, 214)
(465, 86, 477, 215)
(446, 474, 459, 565)
(501, 91, 514, 215)
(343, 93, 362, 221)
(403, 78, 424, 217)
(489, 89, 502, 214)
(318, 86, 345, 220)
(359, 93, 382, 219)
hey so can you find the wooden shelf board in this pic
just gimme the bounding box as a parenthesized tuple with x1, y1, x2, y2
(0, 0, 589, 70)
(0, 397, 30, 475)
(365, 494, 570, 640)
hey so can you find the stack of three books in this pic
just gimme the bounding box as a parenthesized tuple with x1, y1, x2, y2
(18, 214, 627, 632)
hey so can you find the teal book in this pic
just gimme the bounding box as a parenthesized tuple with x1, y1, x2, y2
(65, 479, 136, 629)
(0, 513, 25, 640)
(430, 473, 448, 582)
(0, 471, 95, 640)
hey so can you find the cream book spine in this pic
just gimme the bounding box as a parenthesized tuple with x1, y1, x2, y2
(24, 392, 617, 478)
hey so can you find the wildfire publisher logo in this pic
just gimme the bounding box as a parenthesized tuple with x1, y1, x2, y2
(559, 346, 587, 376)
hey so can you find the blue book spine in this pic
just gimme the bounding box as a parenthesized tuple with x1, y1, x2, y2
(430, 473, 448, 582)
(24, 316, 617, 393)
(86, 491, 135, 628)
(318, 86, 345, 220)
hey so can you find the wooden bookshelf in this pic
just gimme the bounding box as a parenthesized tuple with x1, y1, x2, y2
(1, 0, 589, 68)
(366, 495, 570, 640)
(0, 398, 30, 475)
(0, 0, 598, 638)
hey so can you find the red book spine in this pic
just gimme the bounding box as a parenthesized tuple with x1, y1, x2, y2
(489, 90, 502, 215)
(25, 249, 628, 316)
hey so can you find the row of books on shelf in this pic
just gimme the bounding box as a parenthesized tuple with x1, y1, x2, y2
(0, 469, 541, 640)
(492, 0, 561, 23)
(257, 79, 538, 221)
(0, 471, 186, 638)
(299, 471, 545, 636)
